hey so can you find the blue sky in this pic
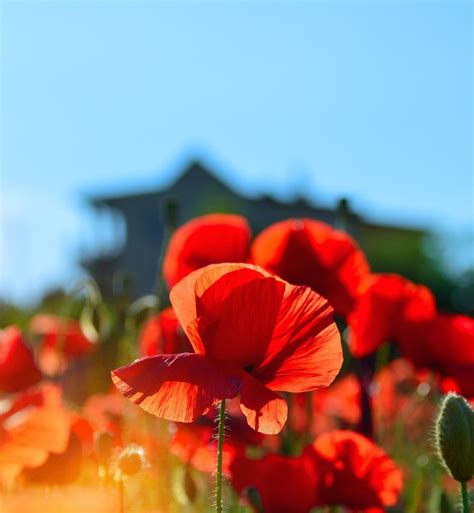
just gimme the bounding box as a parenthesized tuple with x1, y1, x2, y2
(1, 1, 472, 304)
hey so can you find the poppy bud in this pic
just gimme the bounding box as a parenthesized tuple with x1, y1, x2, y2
(242, 486, 265, 513)
(435, 393, 474, 482)
(94, 431, 114, 465)
(117, 445, 145, 477)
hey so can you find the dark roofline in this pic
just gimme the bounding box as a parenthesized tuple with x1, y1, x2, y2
(89, 159, 246, 207)
(88, 158, 427, 236)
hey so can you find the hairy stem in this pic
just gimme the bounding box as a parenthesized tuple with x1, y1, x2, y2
(216, 399, 226, 513)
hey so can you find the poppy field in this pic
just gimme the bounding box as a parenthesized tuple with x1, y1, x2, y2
(0, 214, 473, 513)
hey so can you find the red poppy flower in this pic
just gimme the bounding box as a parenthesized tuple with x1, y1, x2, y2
(29, 314, 95, 358)
(440, 375, 474, 402)
(230, 451, 318, 513)
(348, 274, 436, 357)
(22, 431, 83, 485)
(82, 391, 129, 444)
(69, 416, 95, 453)
(293, 374, 362, 436)
(309, 430, 402, 509)
(398, 313, 474, 396)
(112, 263, 342, 434)
(163, 213, 251, 288)
(0, 326, 42, 393)
(251, 219, 370, 316)
(139, 307, 192, 356)
(316, 374, 362, 427)
(0, 384, 70, 484)
(372, 359, 435, 440)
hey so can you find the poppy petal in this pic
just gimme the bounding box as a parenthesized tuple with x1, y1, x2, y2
(171, 263, 342, 393)
(0, 326, 42, 393)
(29, 315, 94, 357)
(111, 353, 243, 423)
(251, 219, 370, 316)
(230, 451, 318, 513)
(170, 264, 274, 358)
(397, 313, 474, 396)
(163, 213, 251, 288)
(309, 430, 403, 508)
(195, 276, 285, 368)
(139, 307, 191, 357)
(254, 285, 342, 393)
(0, 386, 71, 483)
(239, 373, 288, 435)
(348, 274, 436, 358)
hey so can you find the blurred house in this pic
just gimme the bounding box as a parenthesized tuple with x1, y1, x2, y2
(83, 160, 433, 299)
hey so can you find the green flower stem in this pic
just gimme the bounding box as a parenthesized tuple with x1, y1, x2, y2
(216, 399, 226, 513)
(461, 481, 470, 513)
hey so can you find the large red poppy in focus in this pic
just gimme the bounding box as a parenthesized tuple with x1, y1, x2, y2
(348, 274, 436, 357)
(308, 430, 403, 509)
(112, 263, 342, 434)
(230, 451, 318, 513)
(163, 213, 251, 288)
(0, 326, 42, 393)
(251, 219, 370, 316)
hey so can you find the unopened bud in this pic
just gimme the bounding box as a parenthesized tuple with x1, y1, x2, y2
(435, 393, 474, 482)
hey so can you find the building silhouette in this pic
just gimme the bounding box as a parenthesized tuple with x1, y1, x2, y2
(83, 160, 430, 298)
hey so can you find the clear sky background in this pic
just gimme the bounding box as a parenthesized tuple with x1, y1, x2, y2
(1, 1, 473, 305)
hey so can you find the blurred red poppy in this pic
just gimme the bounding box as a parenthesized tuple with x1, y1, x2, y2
(0, 384, 71, 484)
(398, 313, 474, 396)
(0, 326, 42, 393)
(139, 307, 192, 356)
(316, 374, 362, 427)
(22, 431, 83, 485)
(30, 314, 95, 358)
(82, 391, 128, 445)
(308, 430, 402, 509)
(372, 359, 435, 441)
(251, 219, 370, 316)
(163, 213, 251, 288)
(112, 263, 342, 434)
(230, 451, 318, 513)
(348, 274, 436, 357)
(293, 375, 362, 436)
(69, 416, 95, 453)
